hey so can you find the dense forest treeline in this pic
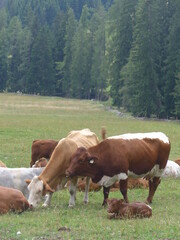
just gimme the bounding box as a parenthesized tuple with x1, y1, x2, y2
(0, 0, 180, 118)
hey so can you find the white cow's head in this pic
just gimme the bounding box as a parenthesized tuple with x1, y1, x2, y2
(26, 176, 54, 208)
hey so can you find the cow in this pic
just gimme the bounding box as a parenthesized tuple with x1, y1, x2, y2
(26, 129, 99, 208)
(0, 167, 44, 199)
(32, 158, 48, 168)
(30, 139, 58, 167)
(107, 198, 152, 219)
(0, 160, 7, 167)
(0, 186, 29, 214)
(162, 160, 180, 178)
(175, 158, 180, 166)
(66, 132, 170, 205)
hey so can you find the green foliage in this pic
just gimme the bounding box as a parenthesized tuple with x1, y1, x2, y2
(108, 0, 138, 107)
(164, 0, 180, 117)
(27, 26, 55, 95)
(0, 0, 180, 117)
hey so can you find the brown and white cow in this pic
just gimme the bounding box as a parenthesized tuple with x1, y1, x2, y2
(66, 132, 170, 205)
(0, 186, 29, 214)
(30, 139, 58, 167)
(107, 198, 152, 219)
(26, 129, 99, 208)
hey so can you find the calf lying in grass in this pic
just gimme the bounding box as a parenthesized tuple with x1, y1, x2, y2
(0, 186, 29, 214)
(107, 198, 152, 219)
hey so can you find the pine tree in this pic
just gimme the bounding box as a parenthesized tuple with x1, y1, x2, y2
(6, 16, 23, 92)
(27, 26, 55, 95)
(165, 0, 180, 117)
(70, 5, 93, 99)
(0, 9, 8, 91)
(122, 0, 163, 117)
(62, 8, 77, 97)
(90, 4, 107, 100)
(107, 0, 138, 107)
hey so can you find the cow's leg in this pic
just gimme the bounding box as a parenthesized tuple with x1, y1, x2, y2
(102, 186, 110, 206)
(83, 177, 90, 204)
(146, 177, 161, 204)
(42, 177, 68, 208)
(68, 177, 78, 208)
(120, 179, 128, 203)
(42, 193, 53, 208)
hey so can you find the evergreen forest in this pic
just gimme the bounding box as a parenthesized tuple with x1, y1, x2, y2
(0, 0, 180, 118)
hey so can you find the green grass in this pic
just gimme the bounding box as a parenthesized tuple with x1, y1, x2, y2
(0, 93, 179, 240)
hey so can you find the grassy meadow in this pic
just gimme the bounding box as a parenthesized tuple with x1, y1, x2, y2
(0, 93, 179, 240)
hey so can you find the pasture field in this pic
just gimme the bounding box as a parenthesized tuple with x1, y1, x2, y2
(0, 93, 179, 240)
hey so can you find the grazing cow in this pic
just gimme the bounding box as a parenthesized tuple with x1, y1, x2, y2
(0, 186, 29, 214)
(66, 132, 170, 205)
(175, 158, 180, 166)
(30, 140, 58, 167)
(162, 160, 180, 178)
(0, 167, 44, 199)
(0, 160, 7, 167)
(26, 129, 99, 208)
(32, 158, 48, 168)
(107, 198, 152, 219)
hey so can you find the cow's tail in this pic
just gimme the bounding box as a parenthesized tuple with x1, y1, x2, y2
(101, 127, 106, 140)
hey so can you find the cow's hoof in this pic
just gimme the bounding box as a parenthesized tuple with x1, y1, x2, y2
(68, 204, 75, 208)
(42, 203, 49, 208)
(84, 200, 88, 205)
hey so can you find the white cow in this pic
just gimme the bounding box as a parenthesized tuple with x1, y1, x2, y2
(0, 167, 44, 199)
(162, 160, 180, 178)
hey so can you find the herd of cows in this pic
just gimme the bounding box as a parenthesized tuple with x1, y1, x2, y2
(0, 128, 180, 219)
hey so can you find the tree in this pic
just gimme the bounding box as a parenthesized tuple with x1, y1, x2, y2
(6, 16, 23, 92)
(70, 5, 93, 99)
(90, 4, 107, 100)
(61, 8, 77, 97)
(27, 26, 55, 95)
(122, 0, 164, 117)
(165, 0, 180, 117)
(0, 9, 8, 91)
(107, 0, 138, 107)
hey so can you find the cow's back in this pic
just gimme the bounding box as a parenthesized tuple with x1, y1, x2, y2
(67, 128, 99, 148)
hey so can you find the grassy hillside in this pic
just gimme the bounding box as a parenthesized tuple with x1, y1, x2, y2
(0, 93, 179, 240)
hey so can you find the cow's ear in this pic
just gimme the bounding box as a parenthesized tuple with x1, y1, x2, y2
(44, 183, 55, 193)
(25, 179, 31, 185)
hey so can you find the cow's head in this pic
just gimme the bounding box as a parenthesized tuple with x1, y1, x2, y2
(26, 176, 54, 208)
(107, 198, 125, 214)
(66, 147, 99, 180)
